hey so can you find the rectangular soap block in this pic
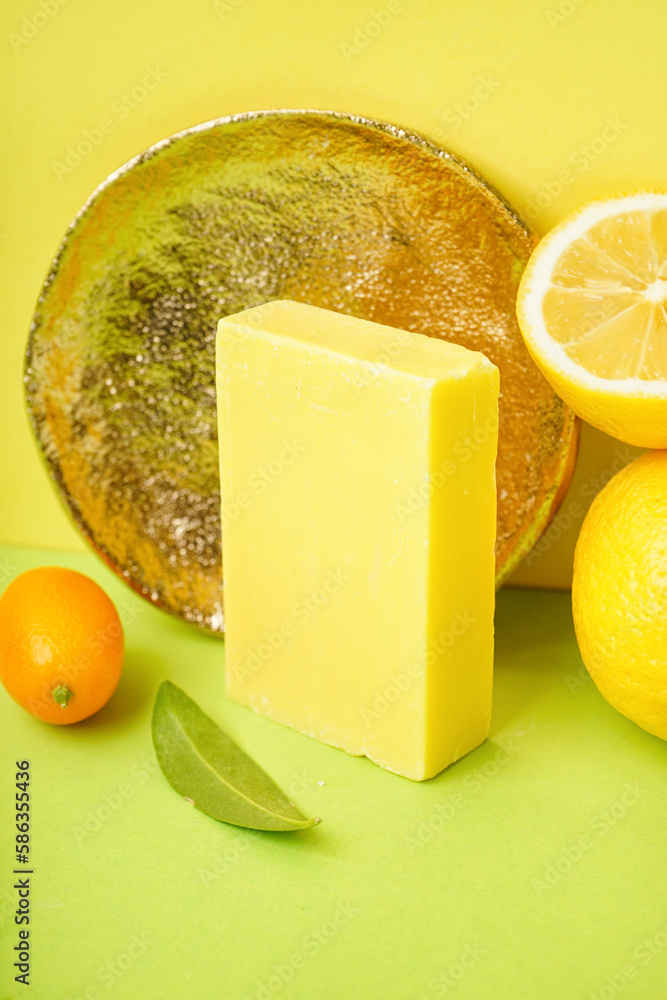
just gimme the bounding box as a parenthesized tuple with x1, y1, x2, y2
(216, 300, 499, 780)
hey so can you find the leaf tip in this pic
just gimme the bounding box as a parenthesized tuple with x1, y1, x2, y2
(157, 679, 178, 699)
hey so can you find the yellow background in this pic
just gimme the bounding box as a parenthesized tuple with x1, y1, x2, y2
(0, 0, 661, 586)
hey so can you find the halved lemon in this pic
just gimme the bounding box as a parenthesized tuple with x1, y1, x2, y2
(517, 193, 667, 448)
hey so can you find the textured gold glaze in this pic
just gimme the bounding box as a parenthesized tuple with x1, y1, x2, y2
(25, 110, 576, 633)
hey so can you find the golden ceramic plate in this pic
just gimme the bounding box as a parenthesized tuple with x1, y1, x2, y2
(25, 110, 577, 633)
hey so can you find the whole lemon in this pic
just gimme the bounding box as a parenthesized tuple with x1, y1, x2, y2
(0, 566, 124, 724)
(572, 450, 667, 739)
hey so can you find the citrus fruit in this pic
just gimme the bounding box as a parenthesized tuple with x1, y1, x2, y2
(0, 566, 124, 724)
(572, 450, 667, 739)
(516, 192, 667, 448)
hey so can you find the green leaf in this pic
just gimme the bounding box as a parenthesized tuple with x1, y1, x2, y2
(151, 681, 320, 832)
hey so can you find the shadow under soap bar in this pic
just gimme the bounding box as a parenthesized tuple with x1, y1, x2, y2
(216, 301, 499, 780)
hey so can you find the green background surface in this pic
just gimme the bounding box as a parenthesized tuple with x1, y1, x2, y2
(1, 544, 666, 999)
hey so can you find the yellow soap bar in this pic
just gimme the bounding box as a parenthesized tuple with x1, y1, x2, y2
(216, 300, 499, 780)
